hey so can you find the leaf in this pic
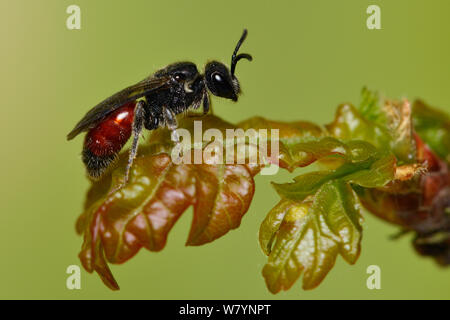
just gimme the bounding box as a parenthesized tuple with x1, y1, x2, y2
(257, 91, 446, 293)
(342, 152, 396, 188)
(330, 90, 418, 164)
(259, 200, 296, 256)
(272, 142, 396, 202)
(286, 137, 350, 167)
(359, 87, 383, 122)
(326, 103, 391, 149)
(413, 99, 450, 164)
(261, 138, 396, 292)
(73, 89, 450, 293)
(272, 171, 334, 202)
(77, 115, 380, 291)
(354, 134, 450, 233)
(237, 117, 326, 170)
(76, 115, 260, 290)
(237, 116, 325, 145)
(237, 116, 393, 174)
(261, 180, 362, 292)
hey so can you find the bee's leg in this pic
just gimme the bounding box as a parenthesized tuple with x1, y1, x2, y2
(202, 91, 211, 115)
(163, 107, 179, 143)
(109, 100, 145, 194)
(187, 92, 211, 118)
(124, 101, 146, 182)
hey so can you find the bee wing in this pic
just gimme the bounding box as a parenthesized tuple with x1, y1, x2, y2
(67, 75, 172, 140)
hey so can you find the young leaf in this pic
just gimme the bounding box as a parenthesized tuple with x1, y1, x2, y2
(342, 152, 396, 188)
(259, 200, 295, 256)
(238, 116, 326, 170)
(272, 142, 396, 202)
(261, 180, 362, 292)
(359, 87, 382, 122)
(329, 92, 418, 164)
(237, 117, 383, 172)
(355, 133, 450, 232)
(261, 137, 396, 292)
(73, 89, 450, 292)
(326, 104, 391, 149)
(76, 115, 336, 290)
(76, 115, 260, 290)
(237, 116, 324, 145)
(382, 99, 416, 163)
(413, 99, 450, 164)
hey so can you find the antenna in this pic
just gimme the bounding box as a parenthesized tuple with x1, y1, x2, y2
(231, 29, 252, 77)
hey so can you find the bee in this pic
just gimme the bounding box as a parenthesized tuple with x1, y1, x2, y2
(67, 29, 252, 187)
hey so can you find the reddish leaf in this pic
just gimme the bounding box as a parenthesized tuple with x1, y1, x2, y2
(76, 115, 260, 290)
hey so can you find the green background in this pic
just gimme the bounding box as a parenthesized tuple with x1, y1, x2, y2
(1, 0, 449, 299)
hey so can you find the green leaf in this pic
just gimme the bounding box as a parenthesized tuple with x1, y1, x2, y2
(272, 171, 333, 202)
(342, 152, 396, 188)
(326, 103, 391, 148)
(259, 200, 295, 256)
(261, 136, 395, 292)
(237, 116, 325, 146)
(272, 141, 396, 202)
(261, 180, 362, 292)
(287, 137, 349, 167)
(359, 87, 383, 122)
(329, 89, 417, 164)
(413, 99, 450, 164)
(237, 116, 387, 172)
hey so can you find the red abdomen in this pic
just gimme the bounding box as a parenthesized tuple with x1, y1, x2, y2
(83, 102, 136, 179)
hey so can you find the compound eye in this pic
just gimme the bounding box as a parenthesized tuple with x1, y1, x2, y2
(212, 72, 224, 84)
(211, 72, 231, 93)
(208, 70, 236, 99)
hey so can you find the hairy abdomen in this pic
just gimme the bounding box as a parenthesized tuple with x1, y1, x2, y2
(82, 102, 135, 179)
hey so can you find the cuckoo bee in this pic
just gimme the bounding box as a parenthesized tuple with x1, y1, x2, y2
(67, 29, 252, 187)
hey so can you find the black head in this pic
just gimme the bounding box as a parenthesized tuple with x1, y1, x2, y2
(205, 29, 252, 101)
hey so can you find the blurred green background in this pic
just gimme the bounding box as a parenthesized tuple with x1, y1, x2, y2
(1, 0, 449, 299)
